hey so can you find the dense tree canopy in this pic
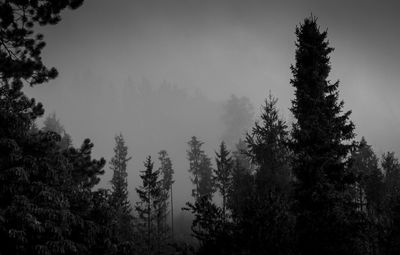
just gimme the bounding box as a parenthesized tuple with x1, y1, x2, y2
(3, 2, 400, 254)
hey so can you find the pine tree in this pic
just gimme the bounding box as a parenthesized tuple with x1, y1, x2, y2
(183, 196, 227, 254)
(214, 141, 232, 221)
(351, 137, 384, 213)
(381, 152, 400, 255)
(136, 156, 162, 255)
(246, 93, 291, 194)
(244, 93, 293, 254)
(187, 136, 214, 200)
(290, 16, 359, 254)
(350, 137, 385, 254)
(158, 150, 175, 240)
(382, 152, 400, 198)
(198, 154, 214, 200)
(187, 136, 204, 200)
(0, 0, 83, 87)
(109, 133, 134, 245)
(227, 157, 254, 225)
(0, 1, 127, 253)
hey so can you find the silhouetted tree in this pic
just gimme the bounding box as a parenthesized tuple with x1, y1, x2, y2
(198, 154, 214, 201)
(350, 137, 385, 254)
(136, 156, 162, 255)
(243, 92, 293, 254)
(351, 137, 384, 213)
(187, 136, 214, 200)
(290, 16, 360, 255)
(187, 136, 204, 200)
(183, 196, 230, 255)
(0, 0, 83, 86)
(109, 133, 135, 248)
(158, 150, 175, 241)
(382, 152, 400, 255)
(214, 141, 232, 222)
(0, 1, 132, 254)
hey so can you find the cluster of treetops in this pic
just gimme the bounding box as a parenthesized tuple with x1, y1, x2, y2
(1, 0, 400, 254)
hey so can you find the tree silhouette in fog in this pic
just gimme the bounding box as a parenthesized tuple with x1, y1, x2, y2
(290, 16, 360, 255)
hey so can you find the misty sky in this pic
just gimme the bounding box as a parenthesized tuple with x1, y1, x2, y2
(24, 0, 400, 213)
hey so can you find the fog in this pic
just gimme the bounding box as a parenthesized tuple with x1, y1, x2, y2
(23, 0, 400, 237)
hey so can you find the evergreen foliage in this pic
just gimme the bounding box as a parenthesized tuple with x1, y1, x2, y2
(0, 0, 84, 86)
(381, 152, 400, 255)
(213, 141, 232, 221)
(290, 16, 360, 255)
(136, 156, 163, 255)
(109, 133, 135, 249)
(242, 93, 293, 254)
(4, 4, 400, 254)
(158, 150, 175, 241)
(110, 133, 132, 213)
(187, 136, 214, 200)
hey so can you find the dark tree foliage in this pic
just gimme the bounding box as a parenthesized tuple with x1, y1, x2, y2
(198, 154, 214, 201)
(109, 133, 135, 248)
(241, 93, 293, 255)
(0, 1, 134, 254)
(0, 0, 83, 86)
(350, 137, 385, 254)
(351, 137, 384, 213)
(183, 196, 231, 255)
(290, 16, 361, 255)
(213, 141, 232, 222)
(0, 129, 127, 254)
(227, 156, 253, 225)
(246, 93, 291, 194)
(110, 133, 132, 213)
(187, 136, 214, 200)
(136, 156, 163, 255)
(382, 152, 400, 199)
(187, 136, 203, 200)
(381, 152, 400, 255)
(158, 150, 175, 241)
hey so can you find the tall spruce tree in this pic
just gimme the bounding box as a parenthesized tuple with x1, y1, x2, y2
(198, 154, 214, 200)
(158, 150, 175, 240)
(187, 136, 204, 200)
(109, 133, 134, 245)
(187, 136, 214, 200)
(246, 93, 291, 194)
(214, 141, 232, 221)
(290, 16, 360, 255)
(110, 133, 132, 212)
(244, 93, 293, 254)
(136, 156, 162, 255)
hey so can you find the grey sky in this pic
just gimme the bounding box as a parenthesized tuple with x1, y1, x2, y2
(24, 0, 400, 211)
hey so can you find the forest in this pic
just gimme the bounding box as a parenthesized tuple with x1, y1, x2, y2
(1, 1, 400, 255)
